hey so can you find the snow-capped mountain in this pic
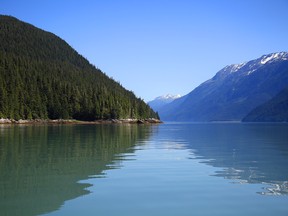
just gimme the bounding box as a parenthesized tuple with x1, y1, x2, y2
(154, 94, 181, 102)
(260, 52, 288, 64)
(213, 52, 288, 79)
(159, 52, 288, 121)
(148, 94, 181, 112)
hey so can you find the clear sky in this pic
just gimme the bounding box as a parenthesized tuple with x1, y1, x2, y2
(1, 0, 288, 101)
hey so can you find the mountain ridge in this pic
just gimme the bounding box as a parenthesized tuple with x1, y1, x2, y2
(0, 15, 159, 121)
(148, 94, 181, 112)
(159, 52, 288, 121)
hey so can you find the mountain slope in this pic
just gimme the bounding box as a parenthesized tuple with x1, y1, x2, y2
(148, 94, 180, 112)
(159, 52, 288, 121)
(242, 87, 288, 122)
(0, 15, 159, 120)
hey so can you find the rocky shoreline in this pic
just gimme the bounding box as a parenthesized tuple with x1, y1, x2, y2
(0, 118, 163, 125)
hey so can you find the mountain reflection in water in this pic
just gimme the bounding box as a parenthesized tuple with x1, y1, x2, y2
(1, 123, 288, 216)
(0, 124, 153, 216)
(164, 123, 288, 195)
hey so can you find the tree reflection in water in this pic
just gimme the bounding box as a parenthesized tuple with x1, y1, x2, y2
(0, 124, 153, 216)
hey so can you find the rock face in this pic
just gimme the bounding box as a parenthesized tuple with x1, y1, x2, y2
(159, 52, 288, 122)
(0, 118, 163, 125)
(0, 118, 12, 124)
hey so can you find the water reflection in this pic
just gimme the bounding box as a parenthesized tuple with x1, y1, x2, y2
(162, 123, 288, 195)
(0, 124, 153, 216)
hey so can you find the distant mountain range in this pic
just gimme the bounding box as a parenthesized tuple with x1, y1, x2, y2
(148, 94, 181, 112)
(159, 52, 288, 122)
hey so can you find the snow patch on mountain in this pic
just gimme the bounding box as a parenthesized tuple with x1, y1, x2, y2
(260, 52, 288, 64)
(148, 94, 181, 112)
(246, 69, 257, 75)
(155, 94, 181, 101)
(159, 51, 288, 122)
(224, 62, 247, 73)
(220, 52, 288, 77)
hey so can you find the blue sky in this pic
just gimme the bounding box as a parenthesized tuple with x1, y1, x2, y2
(1, 0, 288, 101)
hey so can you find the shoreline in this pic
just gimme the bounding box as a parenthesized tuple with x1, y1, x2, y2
(0, 118, 163, 125)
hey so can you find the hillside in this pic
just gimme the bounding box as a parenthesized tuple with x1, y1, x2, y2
(159, 52, 288, 121)
(0, 15, 159, 121)
(242, 87, 288, 122)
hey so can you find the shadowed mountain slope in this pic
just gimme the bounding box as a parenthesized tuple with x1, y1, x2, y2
(159, 52, 288, 122)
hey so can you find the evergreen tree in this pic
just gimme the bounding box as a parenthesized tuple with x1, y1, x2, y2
(0, 15, 159, 121)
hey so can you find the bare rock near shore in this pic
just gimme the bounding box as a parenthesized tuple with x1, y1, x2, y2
(0, 118, 12, 124)
(0, 118, 163, 125)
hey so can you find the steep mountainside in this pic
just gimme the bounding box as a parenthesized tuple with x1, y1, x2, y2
(148, 94, 180, 112)
(242, 87, 288, 122)
(0, 15, 159, 120)
(159, 52, 288, 121)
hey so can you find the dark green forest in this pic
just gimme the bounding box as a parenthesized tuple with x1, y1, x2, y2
(0, 15, 159, 120)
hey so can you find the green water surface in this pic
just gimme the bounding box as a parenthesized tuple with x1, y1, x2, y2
(0, 123, 287, 215)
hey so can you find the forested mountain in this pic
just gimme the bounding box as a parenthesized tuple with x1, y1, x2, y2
(242, 87, 288, 122)
(0, 15, 159, 121)
(159, 52, 288, 121)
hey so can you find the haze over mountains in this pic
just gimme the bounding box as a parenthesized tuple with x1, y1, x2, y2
(158, 52, 288, 122)
(148, 94, 181, 112)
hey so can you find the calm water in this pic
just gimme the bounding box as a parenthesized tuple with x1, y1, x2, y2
(0, 123, 288, 216)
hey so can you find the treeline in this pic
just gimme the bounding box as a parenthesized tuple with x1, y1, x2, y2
(0, 15, 159, 120)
